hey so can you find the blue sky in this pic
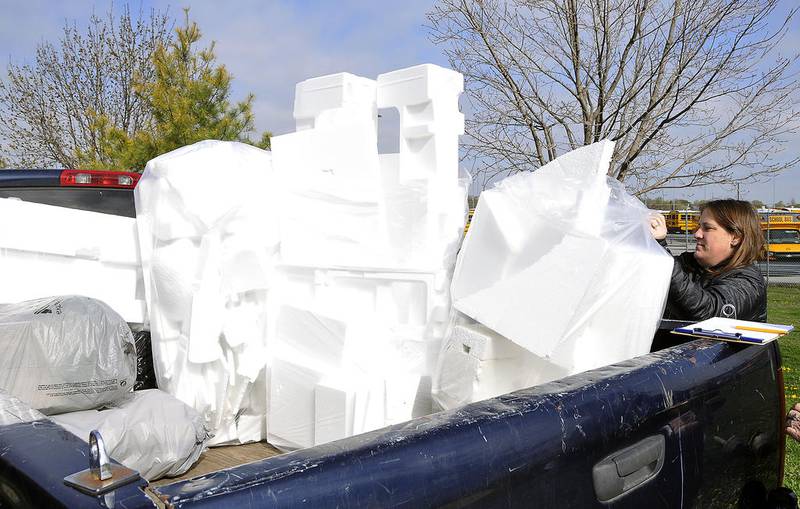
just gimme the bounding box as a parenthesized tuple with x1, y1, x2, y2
(0, 0, 797, 203)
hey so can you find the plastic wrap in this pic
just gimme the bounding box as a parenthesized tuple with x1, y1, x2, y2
(440, 140, 672, 404)
(135, 140, 277, 446)
(267, 64, 468, 450)
(0, 389, 47, 425)
(51, 389, 209, 481)
(0, 296, 136, 415)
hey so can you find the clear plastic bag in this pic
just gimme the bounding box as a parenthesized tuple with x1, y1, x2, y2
(52, 389, 209, 481)
(0, 296, 136, 415)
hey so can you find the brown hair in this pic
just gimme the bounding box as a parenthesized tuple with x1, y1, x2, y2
(699, 199, 763, 274)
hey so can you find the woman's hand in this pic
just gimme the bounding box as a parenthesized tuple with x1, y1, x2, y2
(649, 213, 667, 240)
(787, 403, 800, 442)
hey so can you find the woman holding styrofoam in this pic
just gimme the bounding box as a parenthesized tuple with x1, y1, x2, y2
(650, 199, 766, 322)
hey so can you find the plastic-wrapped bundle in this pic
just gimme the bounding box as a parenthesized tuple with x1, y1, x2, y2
(52, 389, 209, 481)
(446, 140, 673, 392)
(135, 140, 277, 445)
(0, 389, 47, 426)
(0, 296, 136, 415)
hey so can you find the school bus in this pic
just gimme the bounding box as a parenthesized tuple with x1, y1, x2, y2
(665, 210, 699, 233)
(760, 209, 800, 261)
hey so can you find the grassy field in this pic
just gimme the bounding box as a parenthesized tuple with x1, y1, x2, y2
(769, 286, 800, 490)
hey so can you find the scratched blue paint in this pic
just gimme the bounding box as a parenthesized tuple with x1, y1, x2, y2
(153, 339, 782, 508)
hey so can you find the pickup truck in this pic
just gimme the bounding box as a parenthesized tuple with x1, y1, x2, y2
(0, 169, 791, 508)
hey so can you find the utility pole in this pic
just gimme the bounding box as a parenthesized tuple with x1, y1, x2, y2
(736, 182, 740, 200)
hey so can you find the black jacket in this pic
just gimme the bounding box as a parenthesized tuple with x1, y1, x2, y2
(664, 251, 767, 322)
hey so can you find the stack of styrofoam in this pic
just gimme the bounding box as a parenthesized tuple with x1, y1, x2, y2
(268, 64, 468, 450)
(135, 140, 278, 446)
(0, 198, 145, 323)
(433, 140, 673, 409)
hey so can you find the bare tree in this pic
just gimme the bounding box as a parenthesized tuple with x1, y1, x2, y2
(428, 0, 800, 194)
(0, 6, 172, 168)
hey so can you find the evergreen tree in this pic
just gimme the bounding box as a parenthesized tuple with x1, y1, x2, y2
(86, 10, 270, 171)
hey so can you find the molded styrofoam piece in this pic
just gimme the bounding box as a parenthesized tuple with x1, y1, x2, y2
(272, 64, 467, 271)
(377, 64, 464, 186)
(449, 322, 531, 361)
(294, 73, 378, 132)
(274, 305, 347, 372)
(268, 359, 322, 451)
(433, 322, 569, 410)
(0, 198, 145, 323)
(314, 382, 355, 445)
(384, 374, 432, 425)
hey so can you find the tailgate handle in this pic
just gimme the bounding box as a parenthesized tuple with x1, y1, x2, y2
(592, 434, 665, 502)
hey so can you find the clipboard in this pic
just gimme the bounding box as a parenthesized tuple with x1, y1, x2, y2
(671, 317, 794, 345)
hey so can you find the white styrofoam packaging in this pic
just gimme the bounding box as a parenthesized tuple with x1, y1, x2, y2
(432, 320, 568, 410)
(0, 198, 146, 323)
(52, 389, 209, 481)
(0, 296, 136, 415)
(450, 140, 673, 381)
(266, 64, 469, 449)
(135, 140, 277, 446)
(272, 64, 468, 271)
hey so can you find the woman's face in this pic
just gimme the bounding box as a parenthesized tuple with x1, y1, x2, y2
(693, 210, 738, 268)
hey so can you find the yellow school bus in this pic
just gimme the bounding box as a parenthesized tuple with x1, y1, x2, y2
(760, 209, 800, 260)
(665, 210, 699, 233)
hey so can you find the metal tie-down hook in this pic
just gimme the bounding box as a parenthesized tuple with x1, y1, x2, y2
(89, 430, 112, 481)
(63, 429, 140, 497)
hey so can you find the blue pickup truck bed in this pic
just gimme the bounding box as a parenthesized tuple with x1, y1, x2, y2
(0, 175, 788, 508)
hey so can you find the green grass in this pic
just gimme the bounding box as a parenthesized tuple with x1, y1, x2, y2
(769, 286, 800, 490)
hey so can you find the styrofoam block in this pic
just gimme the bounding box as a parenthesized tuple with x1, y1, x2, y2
(352, 378, 386, 435)
(0, 253, 146, 323)
(268, 359, 323, 450)
(384, 374, 432, 425)
(0, 199, 146, 323)
(451, 193, 566, 301)
(451, 322, 530, 361)
(274, 305, 346, 373)
(434, 337, 568, 410)
(377, 64, 464, 110)
(314, 382, 355, 445)
(454, 234, 609, 358)
(377, 64, 463, 188)
(293, 73, 378, 132)
(0, 198, 140, 265)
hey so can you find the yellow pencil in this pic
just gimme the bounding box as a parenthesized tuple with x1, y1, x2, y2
(734, 325, 788, 335)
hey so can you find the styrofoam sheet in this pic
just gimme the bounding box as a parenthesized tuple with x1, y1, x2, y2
(0, 198, 145, 323)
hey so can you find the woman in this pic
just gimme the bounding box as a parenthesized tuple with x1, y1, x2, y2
(650, 199, 766, 322)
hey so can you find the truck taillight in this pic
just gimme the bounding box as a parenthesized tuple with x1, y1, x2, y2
(60, 170, 140, 189)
